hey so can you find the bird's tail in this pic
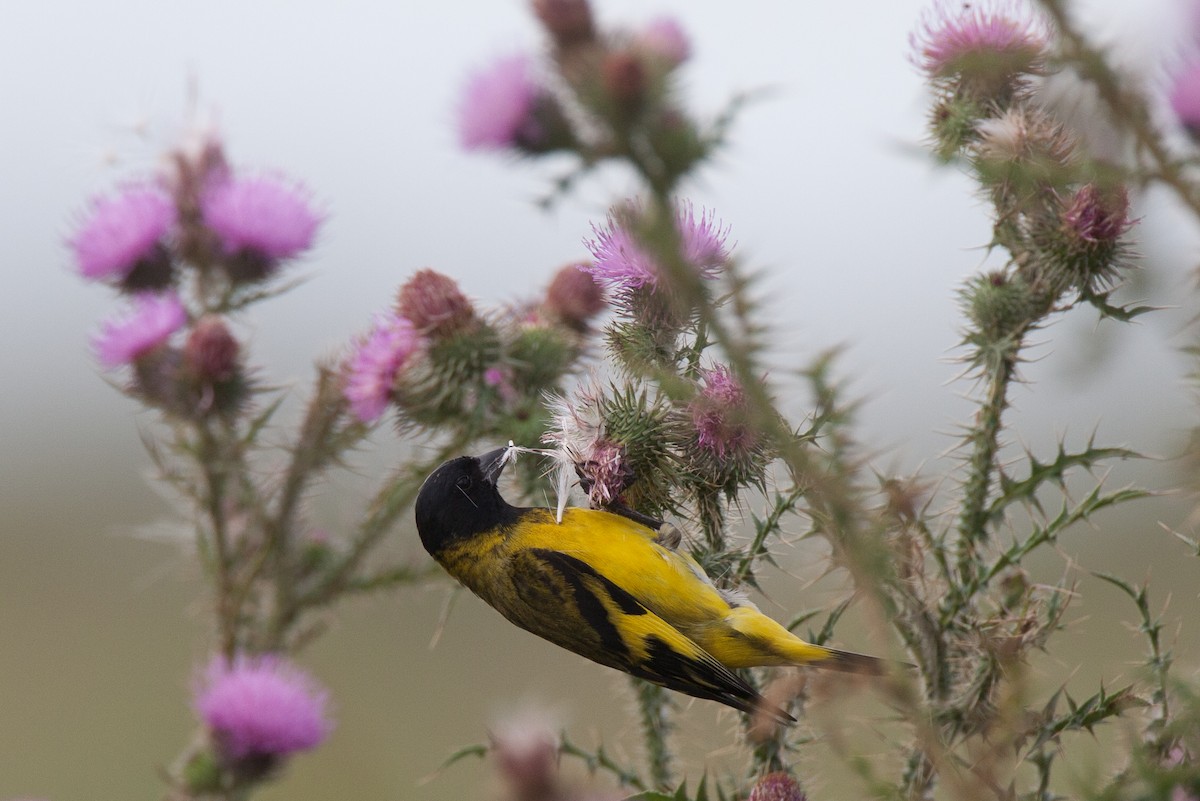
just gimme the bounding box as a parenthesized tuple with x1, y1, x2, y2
(812, 646, 889, 676)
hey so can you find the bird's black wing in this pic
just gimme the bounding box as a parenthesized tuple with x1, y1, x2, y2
(501, 547, 792, 722)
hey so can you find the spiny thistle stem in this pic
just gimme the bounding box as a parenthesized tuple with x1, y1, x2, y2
(267, 368, 350, 645)
(197, 422, 237, 658)
(632, 678, 675, 789)
(955, 346, 1017, 587)
(290, 433, 473, 616)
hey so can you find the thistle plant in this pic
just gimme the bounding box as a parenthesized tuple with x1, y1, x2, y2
(60, 0, 1200, 800)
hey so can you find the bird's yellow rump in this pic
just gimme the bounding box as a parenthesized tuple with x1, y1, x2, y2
(415, 447, 886, 721)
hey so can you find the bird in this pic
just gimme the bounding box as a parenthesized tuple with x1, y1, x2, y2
(414, 446, 889, 722)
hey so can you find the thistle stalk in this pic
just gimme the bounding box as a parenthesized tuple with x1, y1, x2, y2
(632, 678, 675, 788)
(955, 343, 1018, 587)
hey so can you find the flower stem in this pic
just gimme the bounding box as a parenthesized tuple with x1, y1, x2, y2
(955, 347, 1016, 587)
(632, 678, 674, 789)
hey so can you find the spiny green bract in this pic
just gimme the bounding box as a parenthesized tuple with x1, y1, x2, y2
(599, 384, 683, 517)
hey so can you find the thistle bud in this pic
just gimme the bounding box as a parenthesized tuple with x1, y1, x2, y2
(929, 95, 985, 160)
(633, 17, 690, 70)
(531, 0, 595, 49)
(544, 263, 605, 330)
(748, 771, 807, 801)
(184, 316, 240, 383)
(602, 49, 647, 115)
(1061, 183, 1130, 248)
(1027, 183, 1132, 294)
(963, 271, 1039, 340)
(396, 269, 477, 338)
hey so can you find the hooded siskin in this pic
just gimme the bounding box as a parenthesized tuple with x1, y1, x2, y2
(414, 447, 887, 721)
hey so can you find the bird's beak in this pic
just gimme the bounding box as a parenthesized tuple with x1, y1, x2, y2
(477, 446, 510, 486)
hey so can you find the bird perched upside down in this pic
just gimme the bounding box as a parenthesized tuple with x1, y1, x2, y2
(415, 447, 887, 722)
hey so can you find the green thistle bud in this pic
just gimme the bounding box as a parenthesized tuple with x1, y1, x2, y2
(605, 319, 677, 376)
(508, 323, 576, 394)
(183, 749, 224, 794)
(963, 271, 1040, 341)
(598, 385, 681, 516)
(644, 107, 708, 182)
(1022, 183, 1133, 300)
(400, 323, 501, 426)
(930, 95, 985, 161)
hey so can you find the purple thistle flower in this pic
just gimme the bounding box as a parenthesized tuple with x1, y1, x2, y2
(911, 0, 1047, 80)
(201, 174, 321, 262)
(194, 654, 331, 762)
(1062, 183, 1131, 245)
(458, 54, 542, 151)
(690, 364, 756, 460)
(92, 291, 187, 369)
(1170, 62, 1200, 133)
(583, 200, 731, 293)
(343, 313, 421, 423)
(71, 184, 176, 283)
(635, 17, 691, 67)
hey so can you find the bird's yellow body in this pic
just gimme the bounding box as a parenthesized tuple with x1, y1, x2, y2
(415, 449, 884, 720)
(437, 506, 833, 670)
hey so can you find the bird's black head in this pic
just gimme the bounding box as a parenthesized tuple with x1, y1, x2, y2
(415, 447, 517, 557)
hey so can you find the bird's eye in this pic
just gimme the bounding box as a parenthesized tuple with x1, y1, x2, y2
(455, 475, 472, 491)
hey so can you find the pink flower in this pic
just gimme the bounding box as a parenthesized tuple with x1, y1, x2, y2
(583, 200, 731, 293)
(458, 54, 541, 150)
(344, 313, 421, 423)
(92, 292, 187, 369)
(194, 654, 331, 761)
(690, 364, 756, 460)
(911, 0, 1047, 80)
(1170, 62, 1200, 132)
(1062, 183, 1131, 245)
(201, 174, 321, 261)
(635, 17, 691, 67)
(71, 185, 176, 282)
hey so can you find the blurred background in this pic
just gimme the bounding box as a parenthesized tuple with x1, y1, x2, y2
(3, 0, 1200, 798)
